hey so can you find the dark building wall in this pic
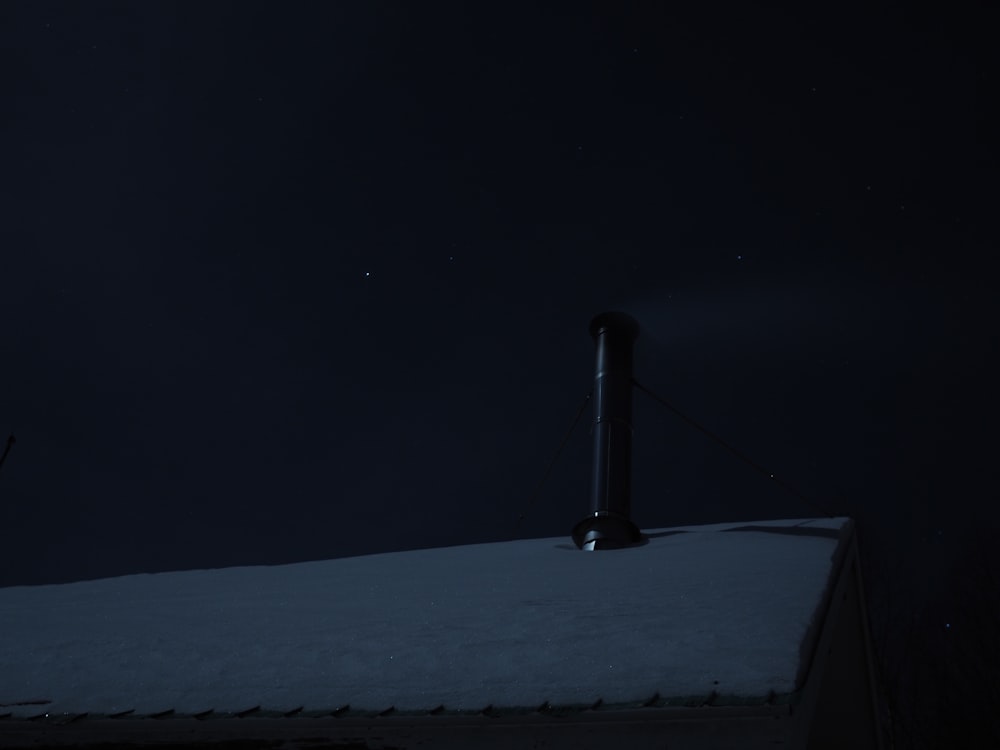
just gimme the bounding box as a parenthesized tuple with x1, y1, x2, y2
(805, 551, 882, 750)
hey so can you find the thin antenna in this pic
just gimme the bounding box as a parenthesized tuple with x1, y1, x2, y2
(0, 434, 15, 476)
(633, 381, 837, 518)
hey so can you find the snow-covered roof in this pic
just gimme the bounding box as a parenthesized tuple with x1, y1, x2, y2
(0, 517, 851, 720)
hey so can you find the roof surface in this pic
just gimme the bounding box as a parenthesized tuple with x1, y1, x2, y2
(0, 517, 850, 719)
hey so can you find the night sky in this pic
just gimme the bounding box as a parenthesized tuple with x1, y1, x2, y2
(0, 2, 996, 741)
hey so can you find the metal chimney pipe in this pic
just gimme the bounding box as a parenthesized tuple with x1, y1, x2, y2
(572, 311, 643, 550)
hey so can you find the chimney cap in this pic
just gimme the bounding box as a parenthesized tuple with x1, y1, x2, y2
(589, 311, 640, 342)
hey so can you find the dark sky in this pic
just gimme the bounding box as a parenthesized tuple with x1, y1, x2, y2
(2, 3, 998, 740)
(1, 1, 995, 603)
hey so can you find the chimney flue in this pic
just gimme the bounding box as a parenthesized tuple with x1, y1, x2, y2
(572, 311, 643, 551)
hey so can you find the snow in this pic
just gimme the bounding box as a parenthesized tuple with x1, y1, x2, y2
(0, 518, 847, 718)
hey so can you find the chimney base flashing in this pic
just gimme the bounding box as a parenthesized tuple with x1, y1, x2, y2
(572, 511, 644, 551)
